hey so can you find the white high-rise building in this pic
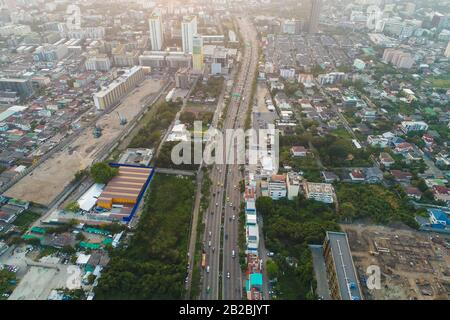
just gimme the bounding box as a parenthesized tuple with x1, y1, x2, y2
(182, 15, 197, 54)
(445, 41, 450, 58)
(149, 14, 164, 51)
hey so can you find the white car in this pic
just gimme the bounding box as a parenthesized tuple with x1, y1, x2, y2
(226, 272, 230, 279)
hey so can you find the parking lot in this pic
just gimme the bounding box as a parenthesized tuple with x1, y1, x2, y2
(1, 244, 82, 300)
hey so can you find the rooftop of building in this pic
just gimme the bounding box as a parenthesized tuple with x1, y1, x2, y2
(325, 231, 363, 301)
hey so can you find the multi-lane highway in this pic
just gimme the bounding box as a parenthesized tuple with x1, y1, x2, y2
(200, 15, 258, 300)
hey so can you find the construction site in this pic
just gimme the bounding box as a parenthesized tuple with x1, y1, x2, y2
(342, 224, 450, 300)
(3, 78, 164, 206)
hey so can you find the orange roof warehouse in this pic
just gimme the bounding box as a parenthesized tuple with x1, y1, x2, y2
(96, 164, 154, 222)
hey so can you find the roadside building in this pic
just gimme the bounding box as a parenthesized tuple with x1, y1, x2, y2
(323, 231, 363, 300)
(268, 174, 287, 200)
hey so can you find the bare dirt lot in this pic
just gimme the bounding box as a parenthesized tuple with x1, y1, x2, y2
(4, 79, 163, 205)
(342, 224, 450, 300)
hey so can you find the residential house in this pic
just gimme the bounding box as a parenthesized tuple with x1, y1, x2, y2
(400, 121, 428, 133)
(367, 135, 389, 148)
(432, 186, 450, 203)
(322, 171, 339, 183)
(405, 186, 422, 200)
(349, 170, 365, 183)
(364, 167, 383, 184)
(394, 142, 414, 154)
(379, 152, 395, 168)
(291, 146, 308, 157)
(390, 170, 413, 183)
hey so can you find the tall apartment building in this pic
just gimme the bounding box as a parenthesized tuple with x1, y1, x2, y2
(149, 14, 164, 51)
(0, 78, 33, 99)
(113, 50, 140, 67)
(66, 27, 105, 40)
(33, 45, 68, 62)
(182, 15, 197, 54)
(93, 66, 145, 110)
(308, 0, 322, 34)
(192, 34, 204, 73)
(282, 19, 297, 34)
(382, 48, 414, 69)
(323, 232, 363, 300)
(85, 55, 111, 71)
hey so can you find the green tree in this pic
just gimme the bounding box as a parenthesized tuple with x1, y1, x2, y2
(266, 259, 279, 278)
(65, 201, 80, 212)
(339, 202, 356, 222)
(61, 245, 75, 255)
(90, 162, 118, 184)
(255, 197, 274, 217)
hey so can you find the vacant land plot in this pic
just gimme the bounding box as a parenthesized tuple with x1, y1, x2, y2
(342, 224, 450, 300)
(8, 264, 78, 300)
(5, 79, 163, 205)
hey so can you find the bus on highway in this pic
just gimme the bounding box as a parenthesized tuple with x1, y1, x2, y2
(201, 252, 206, 268)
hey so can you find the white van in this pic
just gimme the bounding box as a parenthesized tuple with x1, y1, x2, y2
(232, 250, 235, 258)
(206, 265, 210, 273)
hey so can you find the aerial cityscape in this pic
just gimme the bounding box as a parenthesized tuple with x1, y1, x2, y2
(0, 0, 449, 305)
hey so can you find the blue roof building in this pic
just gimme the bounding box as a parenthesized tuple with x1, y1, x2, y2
(428, 209, 450, 229)
(249, 273, 263, 290)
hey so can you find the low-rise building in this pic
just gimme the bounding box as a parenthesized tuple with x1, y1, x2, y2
(400, 121, 428, 133)
(349, 170, 365, 183)
(367, 135, 389, 148)
(290, 146, 308, 157)
(286, 172, 301, 200)
(379, 152, 395, 168)
(432, 186, 450, 203)
(268, 174, 287, 200)
(390, 170, 413, 183)
(322, 171, 339, 183)
(303, 182, 335, 203)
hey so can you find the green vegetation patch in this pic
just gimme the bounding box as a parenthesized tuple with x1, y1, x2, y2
(0, 270, 16, 299)
(256, 196, 340, 299)
(336, 184, 419, 228)
(12, 210, 40, 229)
